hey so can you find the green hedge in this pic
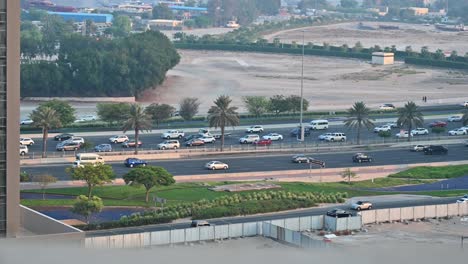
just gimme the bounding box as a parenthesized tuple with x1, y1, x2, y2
(405, 57, 468, 69)
(388, 165, 468, 179)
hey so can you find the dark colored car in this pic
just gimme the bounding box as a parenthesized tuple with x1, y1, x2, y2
(352, 153, 373, 163)
(290, 127, 310, 137)
(429, 121, 447, 128)
(253, 139, 272, 146)
(184, 134, 200, 142)
(94, 144, 112, 152)
(423, 145, 448, 155)
(124, 158, 147, 168)
(291, 154, 312, 163)
(185, 138, 205, 147)
(56, 141, 80, 151)
(54, 133, 74, 141)
(122, 140, 143, 148)
(190, 220, 210, 227)
(326, 209, 353, 218)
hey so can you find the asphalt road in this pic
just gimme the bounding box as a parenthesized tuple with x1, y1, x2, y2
(21, 118, 468, 157)
(21, 144, 468, 180)
(85, 195, 459, 236)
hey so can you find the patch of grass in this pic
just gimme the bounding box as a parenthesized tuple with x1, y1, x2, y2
(21, 199, 150, 207)
(389, 165, 468, 179)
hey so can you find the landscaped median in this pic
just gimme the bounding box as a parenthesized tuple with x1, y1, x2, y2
(389, 164, 468, 180)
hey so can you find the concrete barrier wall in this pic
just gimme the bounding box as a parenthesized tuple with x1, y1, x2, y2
(401, 207, 413, 221)
(413, 206, 425, 219)
(389, 208, 401, 222)
(447, 204, 459, 217)
(376, 209, 390, 223)
(436, 204, 448, 218)
(361, 210, 376, 224)
(20, 205, 83, 236)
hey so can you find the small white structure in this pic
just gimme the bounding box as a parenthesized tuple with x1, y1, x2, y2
(372, 52, 394, 65)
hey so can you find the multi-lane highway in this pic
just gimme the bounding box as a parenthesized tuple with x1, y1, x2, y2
(21, 144, 468, 180)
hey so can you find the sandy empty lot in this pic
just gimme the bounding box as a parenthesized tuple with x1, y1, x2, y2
(264, 22, 468, 54)
(139, 49, 468, 114)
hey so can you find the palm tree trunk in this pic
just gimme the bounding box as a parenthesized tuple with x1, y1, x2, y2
(135, 128, 139, 155)
(357, 123, 361, 145)
(408, 124, 412, 142)
(42, 128, 48, 158)
(220, 125, 225, 152)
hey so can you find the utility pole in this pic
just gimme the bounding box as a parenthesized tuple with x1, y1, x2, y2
(299, 30, 305, 142)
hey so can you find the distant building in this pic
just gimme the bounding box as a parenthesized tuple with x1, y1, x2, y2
(144, 19, 183, 30)
(372, 52, 394, 65)
(47, 12, 113, 23)
(406, 7, 429, 16)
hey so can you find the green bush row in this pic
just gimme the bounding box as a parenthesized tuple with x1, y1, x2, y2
(405, 57, 468, 69)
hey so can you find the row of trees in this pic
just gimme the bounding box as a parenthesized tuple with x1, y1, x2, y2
(243, 95, 309, 118)
(207, 0, 281, 26)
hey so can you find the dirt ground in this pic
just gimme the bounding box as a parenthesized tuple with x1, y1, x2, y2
(138, 49, 468, 114)
(264, 21, 468, 54)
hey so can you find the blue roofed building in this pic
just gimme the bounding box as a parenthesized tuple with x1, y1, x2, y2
(47, 12, 114, 23)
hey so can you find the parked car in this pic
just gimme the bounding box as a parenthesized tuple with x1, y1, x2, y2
(429, 121, 447, 128)
(379, 104, 395, 111)
(20, 119, 34, 125)
(56, 141, 80, 151)
(122, 140, 143, 148)
(262, 133, 283, 141)
(351, 201, 373, 211)
(20, 137, 35, 146)
(109, 135, 129, 143)
(239, 134, 260, 144)
(396, 131, 413, 138)
(411, 145, 426, 152)
(94, 144, 112, 152)
(318, 133, 333, 140)
(456, 198, 468, 204)
(290, 127, 310, 137)
(157, 140, 180, 150)
(185, 138, 205, 147)
(423, 145, 448, 155)
(326, 209, 353, 218)
(20, 145, 28, 156)
(124, 158, 147, 168)
(161, 130, 185, 139)
(352, 153, 373, 163)
(324, 133, 346, 142)
(291, 154, 312, 163)
(447, 115, 462, 122)
(448, 128, 467, 136)
(198, 135, 216, 143)
(245, 125, 264, 133)
(54, 133, 74, 141)
(411, 128, 429, 135)
(373, 125, 392, 133)
(253, 139, 272, 146)
(204, 161, 229, 170)
(64, 136, 85, 145)
(190, 220, 210, 227)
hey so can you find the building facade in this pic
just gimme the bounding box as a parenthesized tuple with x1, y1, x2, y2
(0, 0, 20, 237)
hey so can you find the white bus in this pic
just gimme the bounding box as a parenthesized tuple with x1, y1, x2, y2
(73, 153, 104, 168)
(308, 119, 329, 130)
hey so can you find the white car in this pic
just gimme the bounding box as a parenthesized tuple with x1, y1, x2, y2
(20, 119, 33, 125)
(396, 131, 413, 138)
(205, 161, 229, 170)
(411, 128, 429, 135)
(456, 198, 468, 204)
(109, 135, 129, 143)
(20, 145, 28, 156)
(463, 101, 468, 107)
(198, 135, 216, 143)
(74, 115, 97, 123)
(20, 137, 35, 146)
(318, 133, 333, 140)
(161, 130, 185, 139)
(411, 145, 426, 152)
(246, 125, 264, 133)
(374, 125, 392, 133)
(379, 104, 395, 111)
(447, 115, 462, 122)
(239, 134, 260, 144)
(324, 133, 346, 142)
(64, 136, 85, 144)
(157, 140, 180, 150)
(448, 128, 467, 136)
(385, 122, 398, 128)
(262, 133, 283, 141)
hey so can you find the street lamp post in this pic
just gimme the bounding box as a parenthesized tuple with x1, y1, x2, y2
(299, 30, 305, 142)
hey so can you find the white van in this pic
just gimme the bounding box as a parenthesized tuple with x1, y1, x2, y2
(73, 153, 104, 168)
(308, 119, 329, 130)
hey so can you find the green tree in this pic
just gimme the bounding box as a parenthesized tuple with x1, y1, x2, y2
(397, 101, 424, 142)
(106, 15, 132, 37)
(420, 46, 431, 58)
(268, 95, 289, 115)
(273, 37, 281, 48)
(405, 45, 414, 56)
(243, 96, 269, 118)
(40, 14, 73, 56)
(340, 168, 357, 184)
(184, 19, 196, 29)
(152, 4, 174, 19)
(71, 195, 103, 224)
(33, 174, 57, 200)
(97, 103, 131, 126)
(29, 106, 62, 158)
(286, 95, 309, 113)
(195, 16, 212, 28)
(123, 166, 175, 203)
(122, 104, 153, 155)
(340, 0, 358, 8)
(449, 50, 458, 61)
(434, 49, 446, 60)
(145, 103, 175, 127)
(39, 99, 75, 126)
(84, 19, 98, 37)
(352, 41, 363, 52)
(344, 102, 374, 145)
(66, 164, 115, 199)
(173, 32, 187, 42)
(207, 95, 240, 151)
(179, 97, 200, 121)
(20, 23, 43, 60)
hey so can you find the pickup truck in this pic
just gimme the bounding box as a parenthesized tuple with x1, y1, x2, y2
(198, 128, 231, 139)
(161, 130, 185, 139)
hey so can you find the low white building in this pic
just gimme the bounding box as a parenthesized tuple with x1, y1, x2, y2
(372, 52, 394, 65)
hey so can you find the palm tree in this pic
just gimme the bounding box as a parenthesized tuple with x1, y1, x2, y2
(207, 95, 240, 151)
(397, 101, 424, 142)
(30, 106, 62, 158)
(122, 104, 152, 155)
(344, 102, 374, 145)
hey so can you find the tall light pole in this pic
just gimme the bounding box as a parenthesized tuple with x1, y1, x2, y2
(299, 30, 305, 142)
